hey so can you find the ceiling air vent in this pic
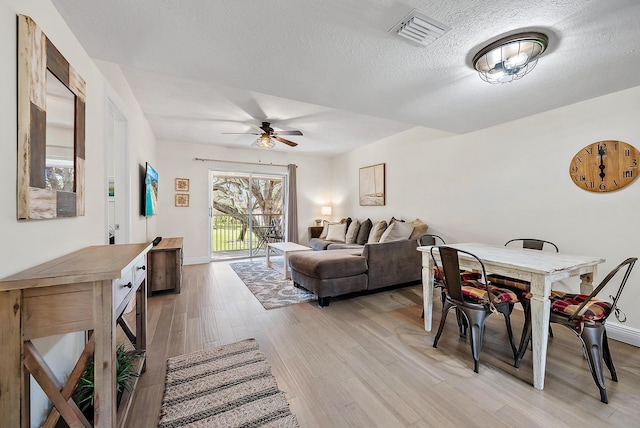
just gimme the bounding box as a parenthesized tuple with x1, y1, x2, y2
(390, 10, 450, 47)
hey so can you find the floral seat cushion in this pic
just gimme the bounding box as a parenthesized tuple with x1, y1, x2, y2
(434, 267, 481, 282)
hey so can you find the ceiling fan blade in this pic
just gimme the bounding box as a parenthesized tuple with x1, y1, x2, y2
(221, 132, 260, 135)
(273, 130, 303, 136)
(274, 136, 298, 147)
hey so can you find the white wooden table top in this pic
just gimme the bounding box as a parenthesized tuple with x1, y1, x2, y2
(418, 243, 605, 275)
(267, 242, 312, 251)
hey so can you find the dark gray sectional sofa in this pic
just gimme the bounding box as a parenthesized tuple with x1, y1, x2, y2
(288, 221, 425, 306)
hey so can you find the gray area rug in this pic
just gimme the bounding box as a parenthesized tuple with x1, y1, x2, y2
(230, 260, 316, 309)
(159, 338, 299, 428)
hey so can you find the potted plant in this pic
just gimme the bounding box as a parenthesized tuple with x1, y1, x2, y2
(70, 343, 144, 424)
(314, 219, 322, 226)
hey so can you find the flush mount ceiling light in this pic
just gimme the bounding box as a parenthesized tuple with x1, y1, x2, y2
(253, 133, 275, 149)
(389, 10, 450, 47)
(473, 32, 548, 84)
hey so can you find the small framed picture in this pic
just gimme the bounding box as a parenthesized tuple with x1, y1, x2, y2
(175, 193, 189, 207)
(175, 178, 190, 192)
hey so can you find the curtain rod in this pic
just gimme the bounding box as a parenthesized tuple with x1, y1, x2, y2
(194, 157, 296, 168)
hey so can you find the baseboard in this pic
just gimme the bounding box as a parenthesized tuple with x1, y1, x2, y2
(184, 256, 210, 265)
(606, 322, 640, 347)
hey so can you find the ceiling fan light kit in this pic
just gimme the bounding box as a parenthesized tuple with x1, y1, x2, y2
(473, 32, 548, 84)
(254, 134, 276, 149)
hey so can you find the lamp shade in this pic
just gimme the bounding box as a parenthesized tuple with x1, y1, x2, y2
(473, 32, 548, 84)
(321, 206, 332, 216)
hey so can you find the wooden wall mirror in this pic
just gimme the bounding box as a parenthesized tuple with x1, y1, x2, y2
(17, 15, 85, 220)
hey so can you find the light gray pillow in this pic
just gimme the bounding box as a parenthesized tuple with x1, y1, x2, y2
(345, 219, 360, 244)
(319, 220, 340, 239)
(326, 222, 347, 242)
(367, 220, 388, 244)
(380, 221, 414, 242)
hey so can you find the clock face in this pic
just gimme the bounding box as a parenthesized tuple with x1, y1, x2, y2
(569, 140, 640, 192)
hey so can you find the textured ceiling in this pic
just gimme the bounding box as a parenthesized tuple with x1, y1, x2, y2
(51, 0, 640, 156)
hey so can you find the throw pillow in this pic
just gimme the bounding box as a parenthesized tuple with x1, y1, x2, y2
(319, 220, 338, 239)
(356, 218, 372, 245)
(409, 218, 429, 240)
(380, 221, 414, 242)
(345, 219, 360, 244)
(367, 220, 388, 244)
(326, 222, 347, 242)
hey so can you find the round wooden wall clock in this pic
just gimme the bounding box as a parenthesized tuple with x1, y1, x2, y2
(569, 140, 640, 192)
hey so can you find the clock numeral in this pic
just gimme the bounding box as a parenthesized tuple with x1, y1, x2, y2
(575, 156, 583, 164)
(584, 148, 592, 155)
(570, 166, 579, 173)
(599, 183, 607, 191)
(631, 158, 638, 168)
(613, 179, 620, 187)
(624, 149, 631, 157)
(576, 175, 586, 182)
(613, 141, 619, 151)
(585, 181, 595, 189)
(623, 170, 634, 178)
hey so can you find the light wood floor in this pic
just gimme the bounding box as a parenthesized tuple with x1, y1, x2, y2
(125, 261, 640, 427)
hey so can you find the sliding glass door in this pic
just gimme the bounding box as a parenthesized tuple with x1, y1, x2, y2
(209, 170, 285, 260)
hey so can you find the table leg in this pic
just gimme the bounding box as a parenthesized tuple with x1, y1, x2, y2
(93, 280, 116, 427)
(0, 290, 23, 427)
(283, 251, 291, 280)
(422, 254, 435, 331)
(529, 274, 552, 390)
(266, 244, 272, 268)
(580, 269, 596, 295)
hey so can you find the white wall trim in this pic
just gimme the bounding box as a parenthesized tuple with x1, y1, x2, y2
(184, 256, 211, 265)
(606, 322, 640, 347)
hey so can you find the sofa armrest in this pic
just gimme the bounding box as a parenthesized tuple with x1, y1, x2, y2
(308, 226, 323, 240)
(363, 239, 421, 290)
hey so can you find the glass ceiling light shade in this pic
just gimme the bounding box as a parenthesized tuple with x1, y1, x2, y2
(473, 32, 548, 84)
(253, 133, 275, 149)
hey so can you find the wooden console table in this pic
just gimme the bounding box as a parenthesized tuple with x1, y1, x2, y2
(148, 237, 183, 296)
(0, 242, 152, 428)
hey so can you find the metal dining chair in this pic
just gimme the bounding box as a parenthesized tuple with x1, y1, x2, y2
(515, 257, 636, 403)
(430, 246, 520, 372)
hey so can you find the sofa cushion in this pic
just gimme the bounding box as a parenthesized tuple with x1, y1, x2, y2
(345, 219, 360, 244)
(409, 218, 429, 240)
(379, 221, 414, 242)
(356, 218, 372, 245)
(367, 220, 388, 244)
(289, 249, 367, 279)
(326, 223, 347, 242)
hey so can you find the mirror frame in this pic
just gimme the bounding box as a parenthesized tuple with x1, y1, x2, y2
(17, 15, 85, 220)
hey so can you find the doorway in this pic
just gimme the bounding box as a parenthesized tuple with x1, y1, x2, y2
(105, 99, 130, 244)
(209, 170, 286, 260)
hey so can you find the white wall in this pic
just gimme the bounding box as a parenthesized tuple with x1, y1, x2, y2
(156, 140, 334, 264)
(0, 1, 157, 424)
(334, 86, 640, 345)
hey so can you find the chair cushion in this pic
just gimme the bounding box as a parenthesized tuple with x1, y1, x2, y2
(461, 280, 519, 304)
(549, 292, 612, 322)
(486, 274, 531, 291)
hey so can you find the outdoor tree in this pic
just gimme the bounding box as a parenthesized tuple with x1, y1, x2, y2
(211, 175, 283, 242)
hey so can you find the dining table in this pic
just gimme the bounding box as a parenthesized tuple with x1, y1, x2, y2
(417, 242, 605, 390)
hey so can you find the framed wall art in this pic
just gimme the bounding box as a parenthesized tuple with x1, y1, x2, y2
(359, 163, 385, 206)
(175, 193, 189, 207)
(175, 178, 190, 192)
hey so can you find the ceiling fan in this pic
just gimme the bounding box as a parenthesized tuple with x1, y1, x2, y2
(223, 121, 302, 147)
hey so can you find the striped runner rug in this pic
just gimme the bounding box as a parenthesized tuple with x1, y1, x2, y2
(159, 339, 299, 427)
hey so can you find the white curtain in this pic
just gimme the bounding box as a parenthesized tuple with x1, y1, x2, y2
(287, 164, 298, 243)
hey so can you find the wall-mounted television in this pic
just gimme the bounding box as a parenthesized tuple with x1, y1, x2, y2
(143, 162, 158, 216)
